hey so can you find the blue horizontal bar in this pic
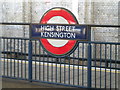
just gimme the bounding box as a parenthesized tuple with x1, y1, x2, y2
(78, 41, 120, 45)
(1, 37, 29, 40)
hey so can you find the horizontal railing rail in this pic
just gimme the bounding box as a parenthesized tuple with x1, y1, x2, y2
(0, 22, 120, 27)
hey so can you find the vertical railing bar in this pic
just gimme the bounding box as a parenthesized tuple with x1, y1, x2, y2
(105, 44, 107, 89)
(68, 56, 71, 85)
(28, 24, 33, 82)
(47, 49, 49, 82)
(21, 39, 23, 78)
(39, 42, 41, 80)
(14, 39, 16, 77)
(17, 39, 19, 78)
(7, 39, 10, 76)
(3, 38, 5, 76)
(110, 44, 112, 89)
(24, 40, 27, 79)
(35, 40, 37, 80)
(115, 45, 117, 89)
(43, 49, 45, 81)
(87, 42, 92, 88)
(55, 58, 58, 83)
(7, 38, 9, 76)
(0, 37, 1, 76)
(73, 52, 75, 85)
(10, 39, 12, 77)
(28, 39, 32, 82)
(51, 57, 54, 82)
(77, 44, 80, 85)
(25, 40, 29, 77)
(60, 58, 62, 83)
(87, 26, 91, 88)
(82, 43, 85, 86)
(100, 44, 102, 88)
(64, 58, 66, 84)
(32, 41, 34, 80)
(94, 44, 97, 88)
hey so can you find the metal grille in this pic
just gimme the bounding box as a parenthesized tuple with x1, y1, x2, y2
(1, 37, 29, 80)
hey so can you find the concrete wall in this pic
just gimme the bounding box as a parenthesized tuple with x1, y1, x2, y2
(92, 1, 119, 42)
(1, 0, 119, 42)
(1, 0, 119, 58)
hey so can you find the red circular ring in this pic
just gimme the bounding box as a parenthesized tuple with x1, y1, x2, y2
(40, 8, 78, 55)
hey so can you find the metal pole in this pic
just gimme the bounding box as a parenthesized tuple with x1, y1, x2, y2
(118, 2, 120, 90)
(0, 37, 1, 68)
(28, 40, 32, 82)
(28, 24, 32, 82)
(87, 42, 92, 88)
(87, 26, 91, 41)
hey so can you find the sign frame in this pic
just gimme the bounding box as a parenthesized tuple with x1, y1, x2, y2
(31, 23, 89, 41)
(30, 7, 89, 57)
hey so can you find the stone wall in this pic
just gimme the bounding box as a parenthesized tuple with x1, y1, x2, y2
(2, 1, 24, 37)
(1, 0, 119, 42)
(92, 1, 119, 42)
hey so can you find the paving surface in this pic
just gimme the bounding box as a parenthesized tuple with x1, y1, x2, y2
(2, 78, 72, 88)
(1, 59, 120, 89)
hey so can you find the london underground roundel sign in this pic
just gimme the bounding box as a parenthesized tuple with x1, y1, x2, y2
(40, 7, 79, 57)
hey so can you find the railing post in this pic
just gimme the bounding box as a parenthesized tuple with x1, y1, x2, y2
(28, 40, 32, 82)
(87, 42, 92, 88)
(0, 37, 2, 88)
